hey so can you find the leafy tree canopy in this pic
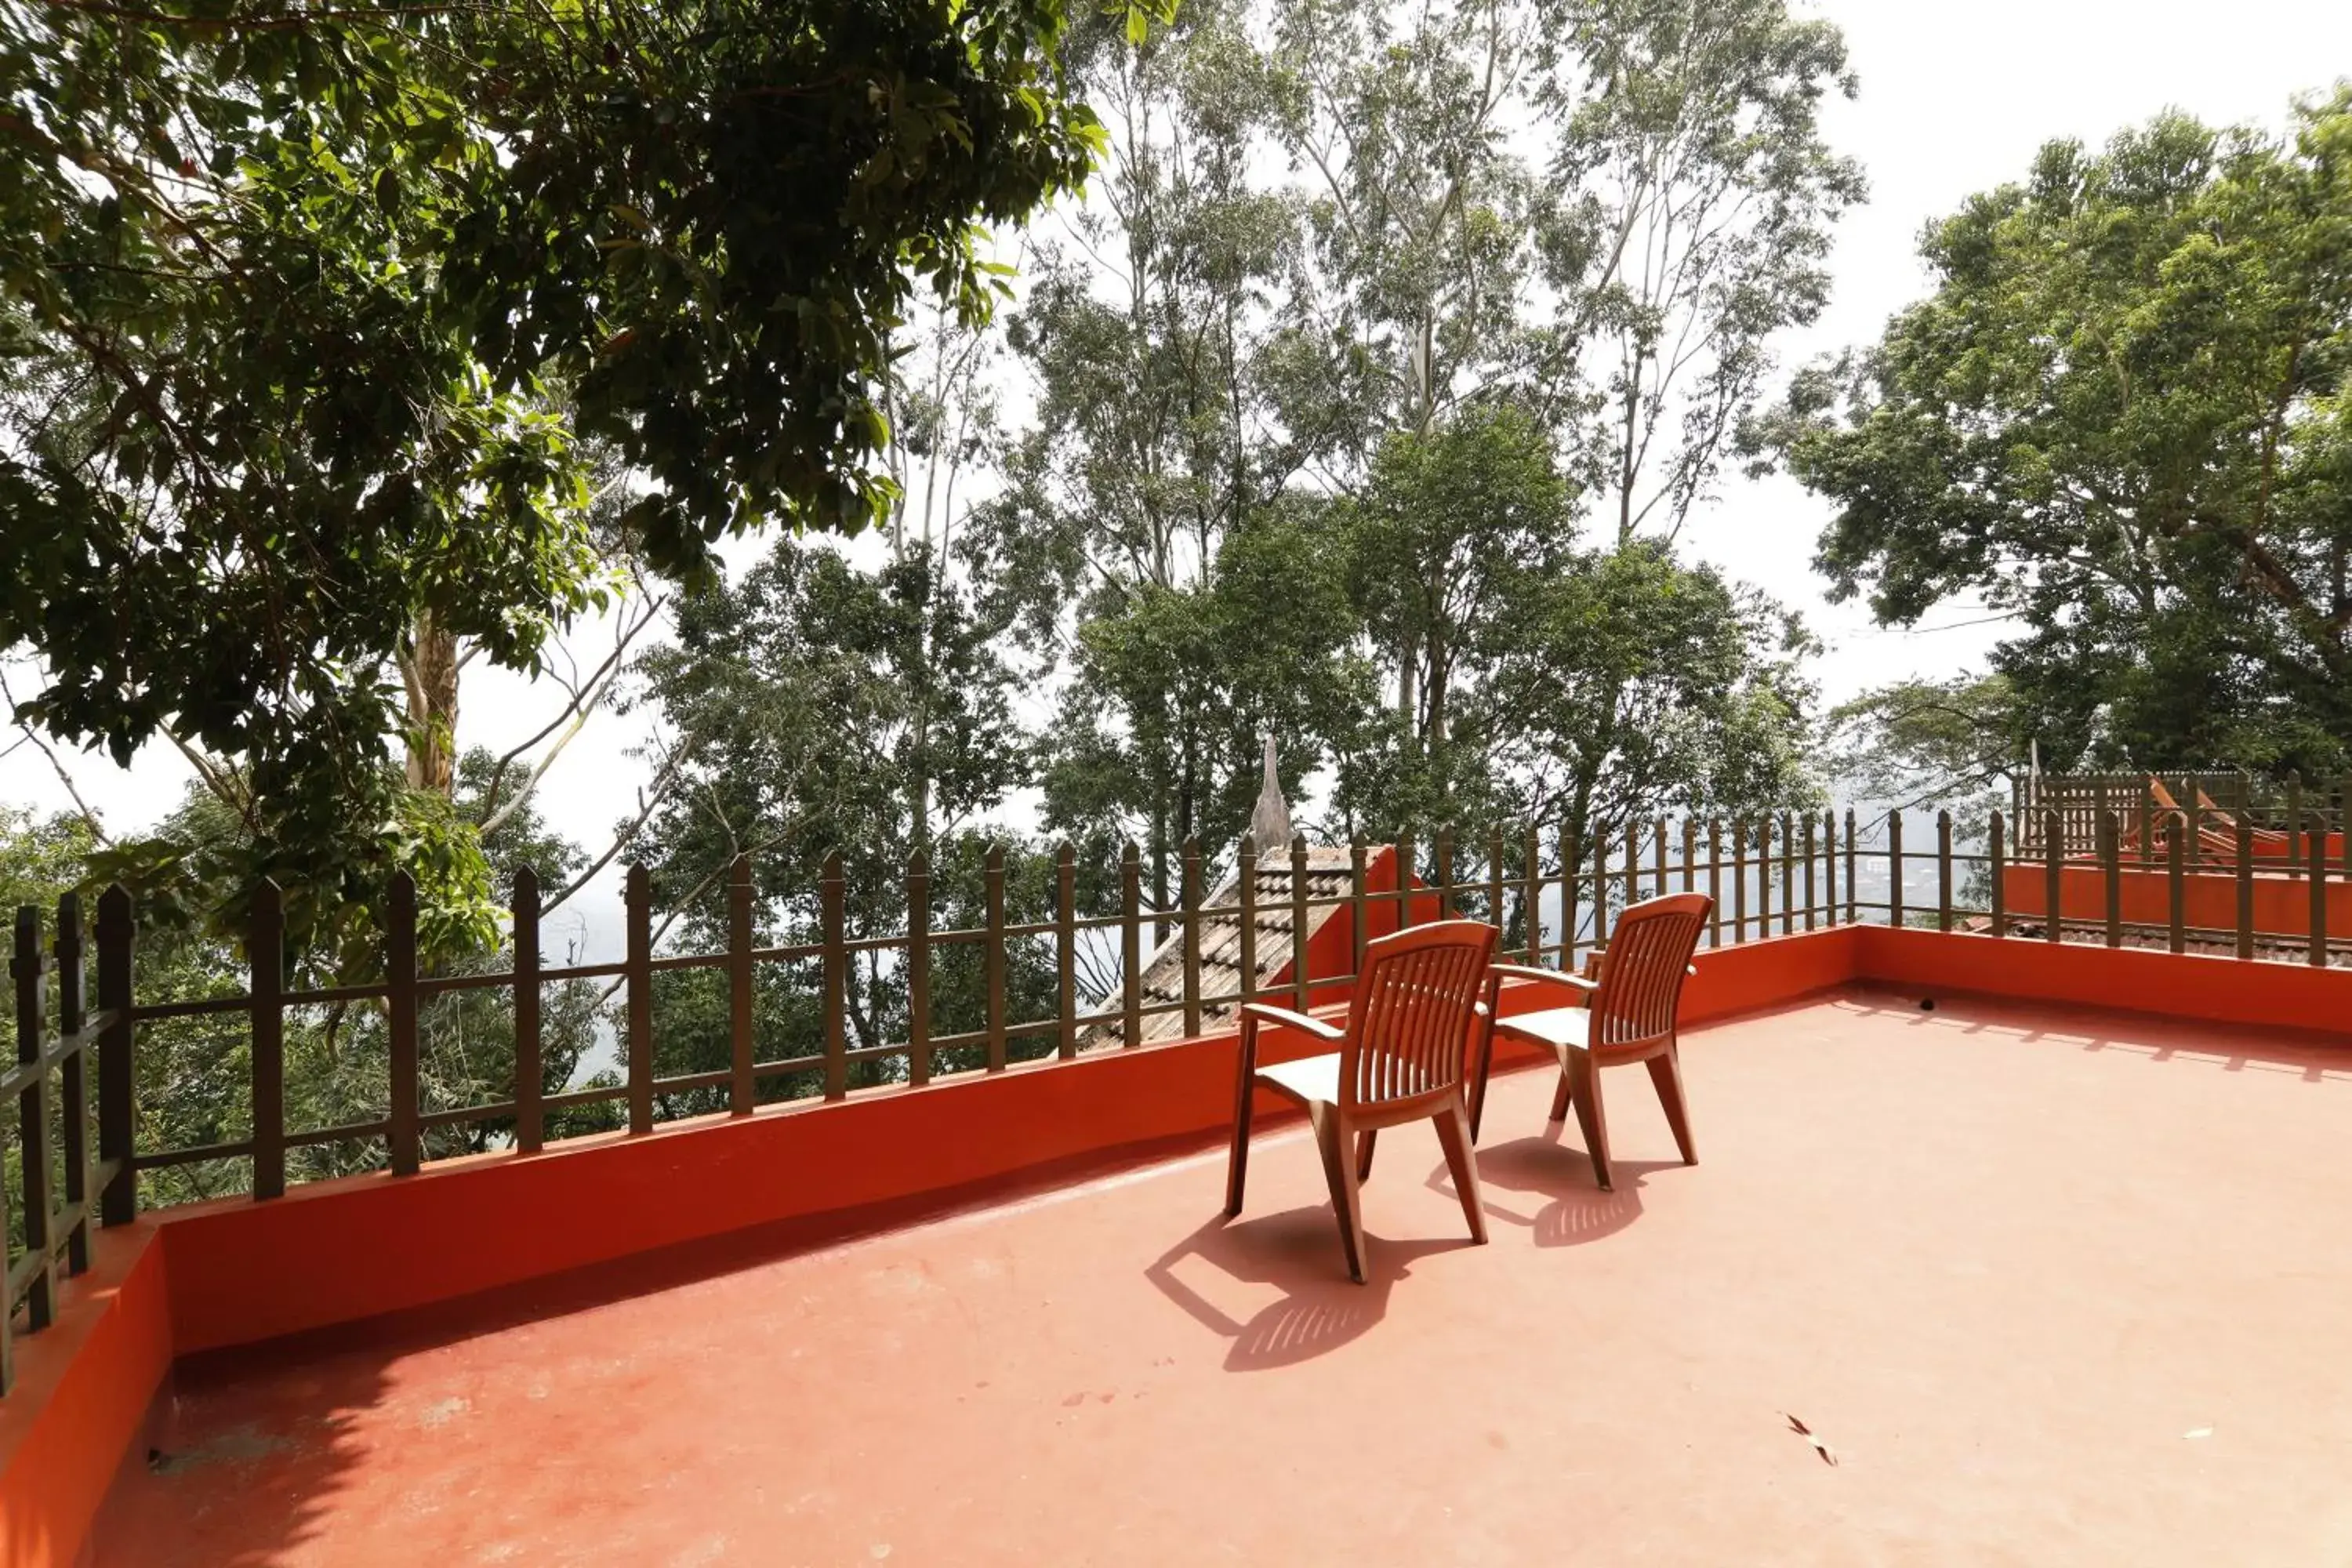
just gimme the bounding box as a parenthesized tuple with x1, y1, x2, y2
(1755, 93, 2352, 777)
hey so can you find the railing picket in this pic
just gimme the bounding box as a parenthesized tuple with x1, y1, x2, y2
(53, 892, 88, 1272)
(1591, 825, 1610, 951)
(2310, 825, 2328, 968)
(1820, 811, 1835, 929)
(1730, 818, 1747, 942)
(1120, 842, 1142, 1048)
(1562, 826, 1581, 965)
(1624, 820, 1641, 909)
(1844, 808, 1858, 924)
(2100, 811, 2122, 949)
(1654, 818, 1669, 910)
(1489, 831, 1508, 940)
(513, 867, 544, 1152)
(822, 852, 850, 1094)
(1705, 820, 1722, 946)
(1525, 827, 1545, 963)
(728, 854, 754, 1112)
(2287, 771, 2304, 871)
(625, 866, 655, 1129)
(13, 906, 53, 1329)
(1290, 837, 1312, 1013)
(2234, 818, 2255, 960)
(1988, 811, 2007, 937)
(1756, 816, 1772, 934)
(1889, 811, 1905, 929)
(387, 871, 421, 1176)
(1681, 818, 1698, 897)
(1350, 835, 1370, 977)
(2042, 808, 2062, 946)
(250, 880, 287, 1198)
(985, 843, 1009, 1069)
(2166, 820, 2187, 955)
(1238, 833, 1259, 1007)
(96, 886, 135, 1225)
(1180, 837, 1203, 1040)
(1936, 811, 1953, 933)
(1057, 843, 1078, 1061)
(907, 851, 932, 1084)
(1435, 826, 1456, 919)
(1779, 813, 1795, 935)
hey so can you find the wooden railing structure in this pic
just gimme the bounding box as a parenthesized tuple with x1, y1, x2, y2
(8, 804, 2350, 1391)
(2018, 769, 2352, 861)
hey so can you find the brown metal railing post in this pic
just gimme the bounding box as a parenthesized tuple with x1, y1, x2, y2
(2286, 771, 2304, 871)
(822, 852, 850, 1094)
(1681, 818, 1697, 895)
(1936, 811, 1953, 933)
(1525, 827, 1546, 962)
(907, 851, 932, 1084)
(625, 865, 655, 1129)
(1179, 837, 1202, 1040)
(984, 844, 1008, 1069)
(1988, 811, 2007, 937)
(2100, 812, 2122, 949)
(1290, 837, 1312, 1013)
(1591, 826, 1610, 952)
(1561, 826, 1581, 965)
(1120, 841, 1142, 1048)
(1435, 826, 1456, 918)
(2139, 788, 2156, 866)
(1397, 831, 1417, 932)
(1654, 819, 1669, 909)
(387, 871, 421, 1176)
(2166, 821, 2187, 954)
(1819, 811, 1834, 928)
(1056, 843, 1078, 1061)
(1237, 834, 1259, 1005)
(2234, 818, 2255, 960)
(1769, 822, 1788, 931)
(1757, 815, 1775, 932)
(1349, 835, 1370, 978)
(2042, 808, 2063, 946)
(1844, 808, 1858, 924)
(53, 892, 88, 1272)
(14, 906, 53, 1328)
(1707, 820, 1722, 947)
(96, 885, 135, 1225)
(1489, 832, 1508, 939)
(512, 866, 545, 1152)
(250, 880, 287, 1198)
(1624, 821, 1641, 909)
(1888, 811, 1905, 929)
(727, 855, 754, 1112)
(2310, 826, 2328, 968)
(1730, 819, 1747, 943)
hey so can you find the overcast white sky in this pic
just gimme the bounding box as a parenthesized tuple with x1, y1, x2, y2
(7, 1, 2350, 872)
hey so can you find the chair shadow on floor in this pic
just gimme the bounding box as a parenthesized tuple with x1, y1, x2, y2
(1145, 1204, 1479, 1373)
(1425, 1123, 1679, 1249)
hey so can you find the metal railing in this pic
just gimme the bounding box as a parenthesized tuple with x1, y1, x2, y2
(8, 803, 2349, 1391)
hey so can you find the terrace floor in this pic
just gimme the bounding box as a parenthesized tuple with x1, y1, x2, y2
(96, 987, 2352, 1566)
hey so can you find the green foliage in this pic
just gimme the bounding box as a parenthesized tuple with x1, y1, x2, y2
(0, 0, 1121, 926)
(1759, 93, 2352, 777)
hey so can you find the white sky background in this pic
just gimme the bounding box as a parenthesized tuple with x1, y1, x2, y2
(7, 0, 2351, 912)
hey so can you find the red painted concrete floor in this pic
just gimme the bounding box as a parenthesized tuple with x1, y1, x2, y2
(96, 989, 2352, 1566)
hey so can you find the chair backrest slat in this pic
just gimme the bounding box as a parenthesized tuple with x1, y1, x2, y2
(1592, 893, 1708, 1050)
(1342, 919, 1496, 1111)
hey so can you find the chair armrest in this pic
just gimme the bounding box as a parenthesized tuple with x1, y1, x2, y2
(1488, 962, 1599, 993)
(1238, 1002, 1345, 1043)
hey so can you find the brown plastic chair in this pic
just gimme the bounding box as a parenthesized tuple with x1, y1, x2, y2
(1223, 919, 1497, 1283)
(1479, 892, 1710, 1192)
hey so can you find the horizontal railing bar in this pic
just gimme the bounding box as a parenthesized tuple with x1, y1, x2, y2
(542, 1083, 629, 1112)
(285, 1119, 391, 1152)
(654, 1069, 734, 1093)
(277, 983, 387, 1007)
(132, 993, 249, 1022)
(419, 1102, 517, 1131)
(133, 1138, 255, 1171)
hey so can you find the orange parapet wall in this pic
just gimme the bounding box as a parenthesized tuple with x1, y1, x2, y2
(2004, 861, 2352, 939)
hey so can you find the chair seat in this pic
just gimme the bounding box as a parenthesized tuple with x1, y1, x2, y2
(1493, 1006, 1590, 1059)
(1255, 1051, 1342, 1107)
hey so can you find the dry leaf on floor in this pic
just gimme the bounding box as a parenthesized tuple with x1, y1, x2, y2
(1784, 1413, 1839, 1467)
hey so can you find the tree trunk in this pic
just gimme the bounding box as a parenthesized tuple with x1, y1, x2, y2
(403, 610, 461, 797)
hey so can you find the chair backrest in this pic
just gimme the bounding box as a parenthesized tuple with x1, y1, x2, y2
(1340, 919, 1497, 1111)
(1591, 893, 1710, 1051)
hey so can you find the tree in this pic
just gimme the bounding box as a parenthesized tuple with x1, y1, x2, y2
(1, 0, 1148, 931)
(1756, 95, 2352, 777)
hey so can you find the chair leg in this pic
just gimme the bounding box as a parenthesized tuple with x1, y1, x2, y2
(1468, 1023, 1496, 1142)
(1648, 1047, 1697, 1166)
(1548, 1062, 1574, 1124)
(1225, 1074, 1255, 1219)
(1433, 1097, 1487, 1245)
(1356, 1127, 1377, 1183)
(1568, 1052, 1613, 1192)
(1311, 1102, 1367, 1284)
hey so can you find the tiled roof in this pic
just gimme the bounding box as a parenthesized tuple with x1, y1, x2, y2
(1083, 847, 1358, 1048)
